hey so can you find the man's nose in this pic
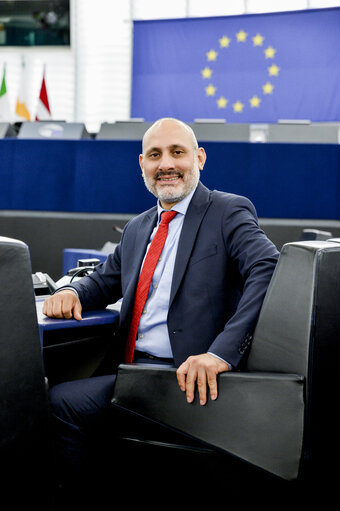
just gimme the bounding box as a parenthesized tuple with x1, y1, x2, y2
(158, 152, 174, 170)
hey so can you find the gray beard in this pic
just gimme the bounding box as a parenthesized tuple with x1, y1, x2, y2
(142, 169, 199, 204)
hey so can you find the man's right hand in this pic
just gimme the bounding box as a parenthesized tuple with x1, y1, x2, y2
(42, 289, 82, 320)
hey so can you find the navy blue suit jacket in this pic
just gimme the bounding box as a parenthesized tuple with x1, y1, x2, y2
(71, 182, 279, 368)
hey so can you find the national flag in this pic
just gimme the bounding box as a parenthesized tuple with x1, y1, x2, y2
(131, 7, 340, 123)
(15, 61, 31, 121)
(35, 69, 51, 121)
(0, 65, 11, 122)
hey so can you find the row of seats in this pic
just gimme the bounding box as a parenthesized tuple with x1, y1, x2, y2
(97, 120, 340, 143)
(1, 119, 340, 143)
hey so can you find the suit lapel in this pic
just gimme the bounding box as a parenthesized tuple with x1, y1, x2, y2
(133, 208, 158, 275)
(169, 182, 212, 306)
(120, 208, 158, 320)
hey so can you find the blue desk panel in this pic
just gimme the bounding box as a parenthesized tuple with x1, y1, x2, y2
(1, 139, 340, 219)
(36, 297, 119, 347)
(63, 248, 108, 275)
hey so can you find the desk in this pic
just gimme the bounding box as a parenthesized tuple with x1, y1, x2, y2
(36, 297, 120, 385)
(1, 139, 340, 219)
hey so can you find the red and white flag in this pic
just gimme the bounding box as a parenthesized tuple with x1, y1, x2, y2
(35, 70, 51, 120)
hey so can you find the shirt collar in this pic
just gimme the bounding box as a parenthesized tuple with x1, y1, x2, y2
(157, 186, 197, 221)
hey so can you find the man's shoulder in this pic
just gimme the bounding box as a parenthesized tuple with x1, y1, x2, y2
(194, 182, 253, 207)
(210, 189, 256, 212)
(123, 205, 158, 231)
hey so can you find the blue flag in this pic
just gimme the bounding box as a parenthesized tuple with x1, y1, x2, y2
(131, 8, 340, 123)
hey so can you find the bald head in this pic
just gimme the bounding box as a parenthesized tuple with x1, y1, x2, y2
(142, 117, 198, 153)
(139, 117, 206, 210)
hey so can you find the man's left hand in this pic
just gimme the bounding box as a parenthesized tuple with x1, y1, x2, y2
(176, 353, 230, 406)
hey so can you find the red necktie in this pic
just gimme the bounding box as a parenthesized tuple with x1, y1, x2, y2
(125, 210, 178, 363)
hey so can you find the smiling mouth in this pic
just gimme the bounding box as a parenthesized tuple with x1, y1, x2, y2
(155, 171, 183, 183)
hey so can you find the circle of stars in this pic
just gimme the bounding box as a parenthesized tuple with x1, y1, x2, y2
(201, 30, 280, 113)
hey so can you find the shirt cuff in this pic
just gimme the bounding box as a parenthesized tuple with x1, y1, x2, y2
(55, 286, 79, 297)
(208, 352, 232, 371)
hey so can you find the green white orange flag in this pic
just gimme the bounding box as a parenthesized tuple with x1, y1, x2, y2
(15, 61, 30, 121)
(0, 66, 11, 121)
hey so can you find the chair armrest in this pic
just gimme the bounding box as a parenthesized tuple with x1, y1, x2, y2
(112, 364, 305, 481)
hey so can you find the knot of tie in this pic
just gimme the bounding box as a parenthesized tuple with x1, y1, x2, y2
(160, 210, 177, 225)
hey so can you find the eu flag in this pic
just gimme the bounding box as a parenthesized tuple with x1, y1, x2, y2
(131, 8, 340, 123)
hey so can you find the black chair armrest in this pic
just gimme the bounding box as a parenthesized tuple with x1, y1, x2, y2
(112, 364, 304, 480)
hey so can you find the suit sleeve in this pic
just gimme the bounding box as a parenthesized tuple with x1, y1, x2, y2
(67, 237, 123, 310)
(208, 196, 279, 368)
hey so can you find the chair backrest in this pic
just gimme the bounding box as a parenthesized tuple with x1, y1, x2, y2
(112, 240, 340, 480)
(248, 240, 340, 464)
(0, 237, 52, 500)
(300, 228, 332, 241)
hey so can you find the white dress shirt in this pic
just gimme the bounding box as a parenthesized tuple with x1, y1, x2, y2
(135, 189, 195, 358)
(62, 186, 231, 367)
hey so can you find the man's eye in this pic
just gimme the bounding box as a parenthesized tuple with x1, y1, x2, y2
(173, 150, 183, 155)
(149, 153, 159, 158)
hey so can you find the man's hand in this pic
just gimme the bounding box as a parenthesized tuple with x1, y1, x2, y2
(176, 353, 230, 406)
(42, 290, 82, 321)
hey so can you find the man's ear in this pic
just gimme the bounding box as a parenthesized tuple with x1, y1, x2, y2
(197, 147, 207, 170)
(139, 154, 144, 172)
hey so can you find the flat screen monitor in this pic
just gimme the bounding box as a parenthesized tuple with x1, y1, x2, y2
(0, 1, 70, 46)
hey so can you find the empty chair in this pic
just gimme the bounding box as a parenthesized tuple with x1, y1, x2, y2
(96, 121, 152, 140)
(0, 122, 17, 138)
(267, 123, 340, 143)
(300, 228, 332, 240)
(0, 237, 54, 508)
(111, 240, 340, 487)
(190, 121, 250, 142)
(18, 121, 90, 139)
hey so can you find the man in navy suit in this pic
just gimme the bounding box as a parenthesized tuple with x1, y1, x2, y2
(44, 117, 279, 483)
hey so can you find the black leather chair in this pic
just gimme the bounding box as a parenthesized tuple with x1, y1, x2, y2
(300, 228, 332, 240)
(0, 237, 54, 508)
(111, 240, 340, 499)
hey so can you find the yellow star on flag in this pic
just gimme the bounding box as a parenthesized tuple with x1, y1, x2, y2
(250, 95, 261, 108)
(206, 49, 218, 61)
(268, 64, 280, 77)
(263, 82, 274, 94)
(219, 35, 231, 48)
(236, 30, 247, 42)
(264, 46, 276, 59)
(252, 34, 264, 46)
(201, 67, 213, 79)
(233, 100, 244, 112)
(205, 84, 216, 96)
(217, 96, 228, 108)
